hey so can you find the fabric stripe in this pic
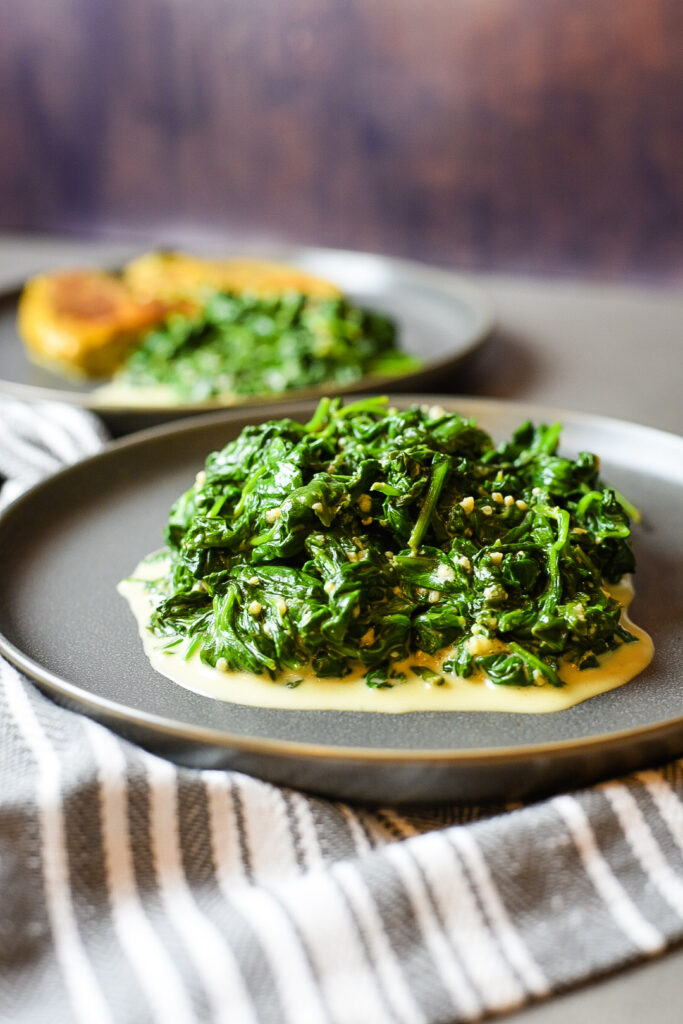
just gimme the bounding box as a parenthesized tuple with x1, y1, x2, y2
(331, 861, 427, 1024)
(1, 401, 70, 462)
(282, 788, 325, 870)
(384, 841, 481, 1020)
(602, 783, 683, 920)
(260, 888, 336, 1024)
(205, 776, 297, 1023)
(84, 721, 197, 1024)
(409, 831, 524, 1013)
(282, 788, 308, 872)
(10, 403, 83, 465)
(0, 398, 108, 510)
(0, 420, 62, 476)
(448, 829, 550, 998)
(306, 799, 360, 864)
(239, 782, 299, 883)
(1, 397, 106, 456)
(204, 772, 251, 887)
(467, 797, 651, 988)
(144, 754, 259, 1024)
(553, 794, 665, 954)
(350, 807, 400, 848)
(124, 747, 212, 999)
(209, 819, 327, 1024)
(0, 671, 82, 1024)
(228, 885, 330, 1024)
(176, 773, 217, 888)
(39, 401, 108, 457)
(62, 721, 149, 1020)
(279, 869, 398, 1024)
(3, 670, 114, 1024)
(372, 808, 420, 843)
(356, 849, 463, 1024)
(230, 777, 255, 881)
(337, 803, 374, 855)
(637, 770, 683, 853)
(353, 808, 383, 850)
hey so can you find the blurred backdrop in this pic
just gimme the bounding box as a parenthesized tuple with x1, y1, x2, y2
(1, 0, 680, 280)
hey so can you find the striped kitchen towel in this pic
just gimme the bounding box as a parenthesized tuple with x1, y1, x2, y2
(0, 397, 108, 510)
(1, 397, 682, 1024)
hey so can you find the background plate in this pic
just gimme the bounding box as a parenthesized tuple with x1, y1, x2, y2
(0, 396, 681, 804)
(0, 247, 494, 433)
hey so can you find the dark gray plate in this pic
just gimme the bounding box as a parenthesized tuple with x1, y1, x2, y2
(1, 396, 681, 804)
(0, 247, 494, 432)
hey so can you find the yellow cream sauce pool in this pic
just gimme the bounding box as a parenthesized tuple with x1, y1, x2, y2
(119, 558, 653, 714)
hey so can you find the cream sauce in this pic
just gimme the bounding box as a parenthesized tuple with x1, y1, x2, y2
(92, 379, 239, 408)
(118, 557, 653, 714)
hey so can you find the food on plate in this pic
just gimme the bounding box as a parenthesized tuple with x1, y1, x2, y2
(17, 269, 174, 378)
(17, 252, 416, 402)
(104, 290, 416, 404)
(119, 397, 653, 713)
(122, 251, 343, 303)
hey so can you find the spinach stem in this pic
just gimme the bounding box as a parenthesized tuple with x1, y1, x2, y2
(508, 642, 562, 687)
(408, 460, 449, 553)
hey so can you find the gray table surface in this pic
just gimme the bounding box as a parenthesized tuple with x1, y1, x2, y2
(1, 231, 682, 1022)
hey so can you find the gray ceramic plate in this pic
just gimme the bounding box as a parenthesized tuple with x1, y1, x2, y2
(1, 396, 681, 804)
(0, 247, 494, 432)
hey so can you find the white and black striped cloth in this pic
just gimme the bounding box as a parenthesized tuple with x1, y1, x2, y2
(1, 397, 682, 1024)
(0, 397, 108, 511)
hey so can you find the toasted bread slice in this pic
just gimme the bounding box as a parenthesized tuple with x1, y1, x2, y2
(123, 251, 343, 303)
(17, 270, 175, 378)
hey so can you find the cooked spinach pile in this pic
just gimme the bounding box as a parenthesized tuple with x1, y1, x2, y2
(147, 396, 638, 688)
(118, 292, 416, 401)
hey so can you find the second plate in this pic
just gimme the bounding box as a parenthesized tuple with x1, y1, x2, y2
(0, 246, 494, 432)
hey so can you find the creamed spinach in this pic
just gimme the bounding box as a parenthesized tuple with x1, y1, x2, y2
(146, 397, 638, 689)
(119, 293, 416, 401)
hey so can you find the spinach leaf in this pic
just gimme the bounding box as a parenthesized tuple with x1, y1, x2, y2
(148, 397, 638, 688)
(118, 292, 418, 400)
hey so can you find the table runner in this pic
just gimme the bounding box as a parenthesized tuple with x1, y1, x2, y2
(1, 396, 682, 1024)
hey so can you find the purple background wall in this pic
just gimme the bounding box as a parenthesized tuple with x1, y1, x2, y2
(1, 0, 681, 279)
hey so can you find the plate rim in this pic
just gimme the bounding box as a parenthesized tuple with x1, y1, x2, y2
(0, 392, 681, 768)
(0, 245, 496, 411)
(1, 628, 682, 765)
